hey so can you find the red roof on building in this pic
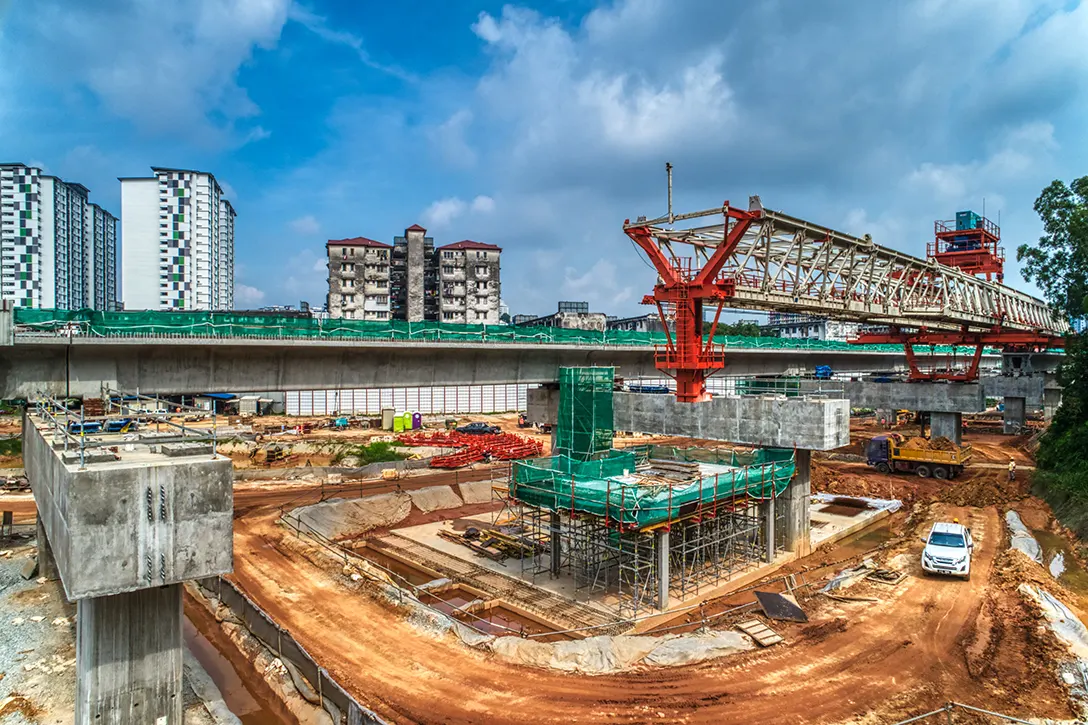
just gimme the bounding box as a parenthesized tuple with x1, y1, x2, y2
(439, 240, 503, 251)
(325, 236, 392, 248)
(405, 224, 427, 232)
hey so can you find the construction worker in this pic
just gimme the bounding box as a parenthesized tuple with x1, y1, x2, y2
(1008, 458, 1016, 482)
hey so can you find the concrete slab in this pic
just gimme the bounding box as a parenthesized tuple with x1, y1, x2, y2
(612, 392, 849, 450)
(291, 492, 412, 540)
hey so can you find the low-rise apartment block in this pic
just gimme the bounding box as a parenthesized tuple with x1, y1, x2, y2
(327, 225, 501, 324)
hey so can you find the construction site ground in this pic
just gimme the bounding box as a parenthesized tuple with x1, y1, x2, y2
(4, 416, 1084, 722)
(216, 421, 1082, 724)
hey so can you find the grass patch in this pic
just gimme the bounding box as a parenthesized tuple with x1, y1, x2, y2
(331, 441, 406, 467)
(0, 437, 22, 457)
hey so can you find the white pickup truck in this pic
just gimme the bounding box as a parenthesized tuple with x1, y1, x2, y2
(921, 521, 974, 580)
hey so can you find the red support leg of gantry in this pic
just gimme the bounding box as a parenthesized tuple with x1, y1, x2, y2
(625, 203, 761, 402)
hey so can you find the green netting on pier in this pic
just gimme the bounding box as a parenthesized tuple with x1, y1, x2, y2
(10, 308, 1008, 354)
(510, 448, 795, 529)
(554, 367, 614, 460)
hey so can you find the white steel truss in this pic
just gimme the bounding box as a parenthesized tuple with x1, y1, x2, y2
(627, 196, 1067, 335)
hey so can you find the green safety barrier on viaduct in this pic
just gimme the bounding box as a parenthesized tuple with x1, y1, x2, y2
(0, 307, 1051, 399)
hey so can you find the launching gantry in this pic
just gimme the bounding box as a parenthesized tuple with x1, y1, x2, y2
(624, 196, 1067, 401)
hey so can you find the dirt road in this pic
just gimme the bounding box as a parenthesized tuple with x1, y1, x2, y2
(229, 500, 1070, 724)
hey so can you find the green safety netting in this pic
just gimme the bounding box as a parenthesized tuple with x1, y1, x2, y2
(554, 367, 614, 460)
(11, 308, 1006, 354)
(511, 448, 795, 529)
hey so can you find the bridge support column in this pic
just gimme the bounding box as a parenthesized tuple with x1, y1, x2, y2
(549, 511, 561, 576)
(76, 584, 183, 725)
(929, 412, 962, 445)
(656, 530, 670, 611)
(763, 494, 776, 563)
(781, 449, 811, 557)
(1003, 396, 1026, 435)
(1044, 388, 1062, 421)
(36, 513, 57, 580)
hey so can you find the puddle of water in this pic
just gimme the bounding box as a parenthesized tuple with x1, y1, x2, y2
(183, 617, 283, 725)
(419, 586, 479, 615)
(829, 521, 896, 558)
(1033, 529, 1088, 597)
(353, 546, 435, 586)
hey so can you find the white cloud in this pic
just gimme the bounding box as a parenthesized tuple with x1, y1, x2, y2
(905, 122, 1058, 206)
(421, 195, 495, 228)
(289, 214, 321, 235)
(429, 109, 477, 168)
(235, 283, 266, 307)
(15, 0, 291, 142)
(562, 259, 634, 309)
(288, 4, 415, 82)
(470, 195, 495, 213)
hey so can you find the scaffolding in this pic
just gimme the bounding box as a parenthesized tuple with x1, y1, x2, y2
(496, 445, 793, 617)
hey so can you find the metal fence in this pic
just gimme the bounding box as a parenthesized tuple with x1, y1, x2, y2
(891, 701, 1037, 724)
(194, 576, 390, 725)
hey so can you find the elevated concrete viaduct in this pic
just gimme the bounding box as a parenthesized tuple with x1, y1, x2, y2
(2, 336, 929, 398)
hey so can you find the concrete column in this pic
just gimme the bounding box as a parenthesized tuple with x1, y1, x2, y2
(764, 494, 776, 563)
(36, 514, 57, 580)
(656, 530, 670, 611)
(549, 511, 561, 576)
(781, 449, 811, 557)
(929, 411, 962, 445)
(1002, 396, 1026, 435)
(1044, 388, 1062, 421)
(76, 584, 183, 725)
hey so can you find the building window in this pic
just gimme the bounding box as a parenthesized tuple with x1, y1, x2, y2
(344, 279, 354, 288)
(443, 311, 454, 321)
(345, 309, 354, 319)
(376, 280, 387, 289)
(475, 265, 488, 276)
(442, 265, 454, 274)
(443, 251, 454, 259)
(375, 295, 388, 304)
(476, 251, 487, 259)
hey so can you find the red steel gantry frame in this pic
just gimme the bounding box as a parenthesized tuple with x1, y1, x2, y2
(624, 196, 1067, 394)
(625, 201, 761, 402)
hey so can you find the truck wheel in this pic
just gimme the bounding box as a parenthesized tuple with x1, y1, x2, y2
(916, 465, 931, 478)
(933, 466, 949, 480)
(876, 462, 891, 474)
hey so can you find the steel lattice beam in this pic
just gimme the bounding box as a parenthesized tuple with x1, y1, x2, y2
(625, 196, 1068, 337)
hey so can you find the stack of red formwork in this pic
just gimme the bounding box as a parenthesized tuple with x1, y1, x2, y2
(399, 431, 543, 468)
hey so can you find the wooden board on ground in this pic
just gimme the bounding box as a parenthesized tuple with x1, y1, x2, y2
(737, 619, 784, 647)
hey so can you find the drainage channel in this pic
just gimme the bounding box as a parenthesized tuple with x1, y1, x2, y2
(351, 544, 573, 641)
(183, 603, 296, 725)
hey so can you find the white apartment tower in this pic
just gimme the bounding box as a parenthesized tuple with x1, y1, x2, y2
(120, 167, 235, 311)
(1, 162, 118, 309)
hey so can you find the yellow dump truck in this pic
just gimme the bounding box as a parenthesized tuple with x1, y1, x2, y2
(865, 433, 972, 479)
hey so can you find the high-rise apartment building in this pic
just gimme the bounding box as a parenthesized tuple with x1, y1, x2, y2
(326, 224, 501, 323)
(1, 162, 118, 309)
(120, 167, 235, 311)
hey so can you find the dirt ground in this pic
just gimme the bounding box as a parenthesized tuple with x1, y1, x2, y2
(222, 424, 1081, 724)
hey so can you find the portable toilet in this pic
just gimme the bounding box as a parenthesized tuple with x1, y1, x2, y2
(411, 412, 422, 429)
(381, 408, 396, 430)
(393, 414, 405, 433)
(400, 411, 413, 431)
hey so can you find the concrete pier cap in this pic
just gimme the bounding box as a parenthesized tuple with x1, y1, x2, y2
(612, 391, 850, 451)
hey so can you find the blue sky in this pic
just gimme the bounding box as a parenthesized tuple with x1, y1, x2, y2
(2, 0, 1087, 316)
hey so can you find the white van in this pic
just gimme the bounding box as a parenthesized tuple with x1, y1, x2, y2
(921, 521, 974, 579)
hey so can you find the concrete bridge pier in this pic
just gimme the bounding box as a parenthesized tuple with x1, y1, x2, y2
(76, 585, 183, 725)
(782, 450, 812, 557)
(656, 531, 670, 611)
(24, 408, 233, 725)
(930, 412, 963, 445)
(1003, 396, 1027, 434)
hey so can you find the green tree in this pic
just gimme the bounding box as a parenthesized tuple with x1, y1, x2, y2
(1017, 176, 1088, 323)
(1020, 177, 1088, 528)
